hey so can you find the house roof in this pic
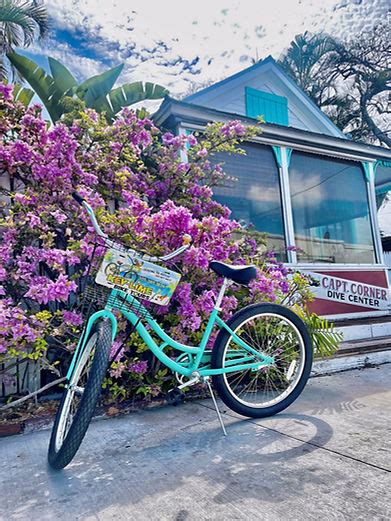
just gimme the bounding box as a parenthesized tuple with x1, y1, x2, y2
(153, 96, 391, 164)
(183, 55, 346, 139)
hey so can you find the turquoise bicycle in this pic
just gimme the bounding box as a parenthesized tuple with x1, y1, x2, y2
(48, 192, 313, 469)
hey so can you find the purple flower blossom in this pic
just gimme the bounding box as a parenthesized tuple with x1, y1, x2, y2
(128, 360, 148, 374)
(0, 83, 13, 100)
(62, 311, 83, 326)
(187, 134, 197, 147)
(197, 148, 208, 158)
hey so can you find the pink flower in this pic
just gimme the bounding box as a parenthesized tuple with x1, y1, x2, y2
(187, 134, 197, 147)
(26, 212, 41, 227)
(197, 148, 208, 158)
(25, 274, 77, 304)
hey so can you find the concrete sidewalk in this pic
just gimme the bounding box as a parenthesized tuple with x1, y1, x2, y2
(1, 365, 390, 521)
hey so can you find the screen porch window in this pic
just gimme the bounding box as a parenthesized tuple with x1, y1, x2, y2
(289, 151, 376, 264)
(210, 143, 286, 259)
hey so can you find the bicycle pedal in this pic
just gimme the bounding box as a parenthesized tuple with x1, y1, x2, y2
(167, 388, 185, 406)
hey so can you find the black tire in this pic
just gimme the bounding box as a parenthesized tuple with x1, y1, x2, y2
(48, 319, 112, 469)
(212, 303, 313, 418)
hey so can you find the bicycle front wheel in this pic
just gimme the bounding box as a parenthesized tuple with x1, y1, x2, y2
(212, 303, 313, 418)
(48, 319, 112, 469)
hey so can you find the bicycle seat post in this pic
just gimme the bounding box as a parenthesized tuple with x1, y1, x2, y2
(214, 278, 230, 311)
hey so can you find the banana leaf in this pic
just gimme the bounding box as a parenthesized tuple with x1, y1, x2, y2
(13, 83, 34, 106)
(7, 52, 61, 121)
(48, 57, 77, 103)
(75, 64, 124, 108)
(96, 81, 168, 119)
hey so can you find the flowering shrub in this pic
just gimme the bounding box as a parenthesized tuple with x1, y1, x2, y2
(0, 84, 315, 401)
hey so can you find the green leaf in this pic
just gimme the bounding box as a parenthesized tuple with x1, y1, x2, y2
(13, 83, 34, 106)
(97, 81, 168, 119)
(7, 51, 62, 121)
(292, 304, 343, 358)
(48, 57, 77, 102)
(75, 64, 124, 108)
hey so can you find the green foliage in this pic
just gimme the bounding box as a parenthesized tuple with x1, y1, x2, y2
(293, 304, 343, 358)
(74, 64, 124, 108)
(102, 82, 169, 120)
(12, 83, 34, 106)
(7, 52, 63, 120)
(0, 0, 49, 81)
(7, 51, 169, 123)
(278, 23, 391, 146)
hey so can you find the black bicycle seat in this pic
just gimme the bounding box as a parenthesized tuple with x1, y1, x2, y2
(209, 261, 257, 285)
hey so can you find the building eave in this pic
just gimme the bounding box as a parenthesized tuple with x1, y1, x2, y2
(153, 97, 391, 163)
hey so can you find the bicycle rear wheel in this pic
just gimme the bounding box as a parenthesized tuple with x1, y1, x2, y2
(212, 303, 312, 418)
(48, 319, 112, 469)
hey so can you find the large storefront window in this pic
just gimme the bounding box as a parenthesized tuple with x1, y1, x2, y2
(289, 152, 376, 264)
(211, 143, 286, 258)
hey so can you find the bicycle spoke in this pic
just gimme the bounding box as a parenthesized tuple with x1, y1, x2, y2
(54, 333, 97, 452)
(223, 312, 306, 408)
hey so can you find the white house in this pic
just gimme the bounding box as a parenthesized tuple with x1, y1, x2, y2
(154, 56, 391, 358)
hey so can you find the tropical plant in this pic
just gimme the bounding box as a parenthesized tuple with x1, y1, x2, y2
(279, 23, 391, 147)
(7, 51, 169, 122)
(0, 0, 48, 81)
(279, 31, 338, 104)
(293, 305, 343, 358)
(12, 80, 33, 104)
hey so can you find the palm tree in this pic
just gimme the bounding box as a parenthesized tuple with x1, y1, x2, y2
(0, 0, 48, 80)
(278, 32, 338, 106)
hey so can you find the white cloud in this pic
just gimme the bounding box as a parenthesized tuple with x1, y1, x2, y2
(40, 0, 389, 96)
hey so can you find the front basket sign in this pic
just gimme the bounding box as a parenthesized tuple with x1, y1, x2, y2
(95, 249, 181, 306)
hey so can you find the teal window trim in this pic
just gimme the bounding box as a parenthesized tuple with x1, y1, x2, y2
(361, 161, 371, 183)
(272, 146, 282, 168)
(245, 86, 288, 126)
(272, 146, 292, 169)
(286, 148, 293, 168)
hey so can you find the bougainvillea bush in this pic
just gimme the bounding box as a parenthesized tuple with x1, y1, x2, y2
(0, 84, 318, 402)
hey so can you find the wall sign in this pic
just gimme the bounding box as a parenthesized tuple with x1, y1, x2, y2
(305, 271, 391, 314)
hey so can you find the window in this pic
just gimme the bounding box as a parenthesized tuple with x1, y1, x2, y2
(211, 143, 286, 258)
(375, 163, 391, 209)
(289, 152, 376, 264)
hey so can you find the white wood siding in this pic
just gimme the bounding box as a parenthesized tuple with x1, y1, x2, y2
(187, 62, 344, 138)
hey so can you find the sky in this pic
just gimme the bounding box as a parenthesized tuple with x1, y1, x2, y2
(25, 0, 390, 99)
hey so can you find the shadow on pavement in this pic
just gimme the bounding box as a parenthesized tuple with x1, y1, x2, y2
(37, 412, 333, 516)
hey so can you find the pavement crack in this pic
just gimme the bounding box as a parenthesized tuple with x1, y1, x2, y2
(196, 402, 391, 474)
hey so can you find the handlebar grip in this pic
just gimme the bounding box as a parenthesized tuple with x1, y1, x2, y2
(72, 192, 85, 205)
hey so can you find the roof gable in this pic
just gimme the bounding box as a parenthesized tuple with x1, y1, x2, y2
(184, 56, 345, 139)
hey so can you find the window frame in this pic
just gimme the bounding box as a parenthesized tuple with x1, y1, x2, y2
(177, 123, 384, 268)
(280, 145, 384, 270)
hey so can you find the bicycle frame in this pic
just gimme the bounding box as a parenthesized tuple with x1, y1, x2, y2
(67, 280, 274, 382)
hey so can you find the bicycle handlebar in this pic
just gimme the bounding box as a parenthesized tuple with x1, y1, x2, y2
(72, 191, 192, 262)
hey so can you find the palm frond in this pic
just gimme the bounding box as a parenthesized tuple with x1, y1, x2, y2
(292, 304, 343, 358)
(0, 0, 48, 52)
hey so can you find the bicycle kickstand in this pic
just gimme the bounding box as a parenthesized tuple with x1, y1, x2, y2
(203, 377, 227, 436)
